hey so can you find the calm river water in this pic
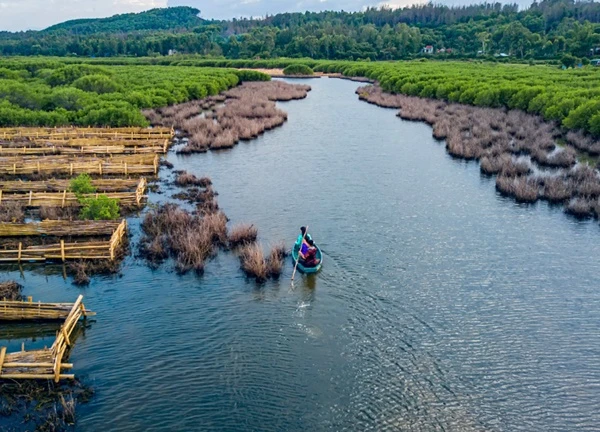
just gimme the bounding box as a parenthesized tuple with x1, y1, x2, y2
(2, 77, 600, 431)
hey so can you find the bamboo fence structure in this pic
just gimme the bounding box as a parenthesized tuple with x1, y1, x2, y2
(0, 127, 174, 140)
(30, 137, 169, 146)
(0, 141, 169, 156)
(0, 153, 157, 165)
(0, 178, 141, 193)
(0, 219, 127, 262)
(0, 295, 91, 381)
(0, 155, 159, 176)
(0, 220, 122, 237)
(0, 178, 147, 208)
(0, 295, 95, 321)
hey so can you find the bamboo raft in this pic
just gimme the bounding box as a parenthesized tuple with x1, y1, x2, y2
(0, 220, 122, 237)
(0, 219, 127, 262)
(0, 155, 159, 176)
(0, 127, 174, 140)
(0, 178, 147, 207)
(0, 296, 96, 321)
(0, 178, 142, 193)
(0, 153, 157, 165)
(0, 295, 91, 381)
(0, 141, 169, 156)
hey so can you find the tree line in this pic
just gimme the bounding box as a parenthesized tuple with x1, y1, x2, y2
(0, 1, 599, 60)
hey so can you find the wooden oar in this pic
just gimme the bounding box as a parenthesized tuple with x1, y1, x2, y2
(291, 225, 308, 282)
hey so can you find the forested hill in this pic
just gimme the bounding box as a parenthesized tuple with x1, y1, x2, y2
(0, 1, 600, 60)
(42, 6, 204, 35)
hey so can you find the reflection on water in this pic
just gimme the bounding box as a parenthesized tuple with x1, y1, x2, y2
(1, 77, 600, 431)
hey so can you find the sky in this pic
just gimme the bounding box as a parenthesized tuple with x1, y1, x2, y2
(0, 0, 534, 32)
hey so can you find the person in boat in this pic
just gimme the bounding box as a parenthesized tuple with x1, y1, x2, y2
(295, 226, 312, 249)
(301, 239, 320, 267)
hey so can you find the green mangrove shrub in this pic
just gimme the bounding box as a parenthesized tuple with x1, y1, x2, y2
(283, 64, 314, 76)
(79, 195, 120, 220)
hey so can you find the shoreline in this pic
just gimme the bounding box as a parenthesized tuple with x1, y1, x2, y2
(355, 84, 600, 219)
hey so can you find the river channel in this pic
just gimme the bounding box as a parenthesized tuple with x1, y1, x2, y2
(2, 77, 600, 431)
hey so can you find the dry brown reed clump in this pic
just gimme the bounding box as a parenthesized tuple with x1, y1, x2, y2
(144, 81, 310, 154)
(0, 280, 23, 300)
(239, 243, 269, 281)
(0, 202, 24, 223)
(266, 243, 287, 278)
(565, 198, 594, 218)
(356, 84, 600, 215)
(239, 242, 287, 282)
(174, 170, 212, 187)
(139, 203, 228, 274)
(496, 174, 540, 203)
(540, 176, 574, 203)
(228, 223, 258, 248)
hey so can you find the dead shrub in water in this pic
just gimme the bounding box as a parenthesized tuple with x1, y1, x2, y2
(174, 171, 212, 188)
(228, 223, 258, 248)
(0, 280, 23, 300)
(496, 175, 539, 203)
(540, 176, 574, 203)
(266, 244, 285, 278)
(531, 148, 576, 168)
(480, 154, 511, 175)
(140, 204, 227, 274)
(499, 158, 530, 177)
(0, 202, 24, 223)
(566, 198, 594, 219)
(175, 81, 308, 154)
(239, 243, 269, 282)
(172, 186, 217, 205)
(66, 259, 122, 286)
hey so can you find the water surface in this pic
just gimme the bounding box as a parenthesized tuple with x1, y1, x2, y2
(2, 77, 600, 431)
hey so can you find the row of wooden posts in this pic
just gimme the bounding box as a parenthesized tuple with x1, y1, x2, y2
(0, 295, 93, 381)
(0, 126, 174, 140)
(0, 140, 169, 156)
(0, 155, 159, 176)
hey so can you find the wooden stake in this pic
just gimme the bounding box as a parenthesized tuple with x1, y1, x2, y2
(60, 240, 65, 262)
(0, 347, 6, 374)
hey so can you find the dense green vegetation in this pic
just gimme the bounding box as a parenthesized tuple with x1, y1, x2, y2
(0, 58, 266, 126)
(283, 64, 314, 75)
(1, 1, 600, 60)
(70, 173, 96, 196)
(92, 56, 600, 136)
(79, 195, 120, 220)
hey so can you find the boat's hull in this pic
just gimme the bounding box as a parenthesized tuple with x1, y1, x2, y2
(291, 243, 323, 274)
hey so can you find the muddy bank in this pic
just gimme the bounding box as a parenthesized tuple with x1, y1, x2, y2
(357, 85, 600, 218)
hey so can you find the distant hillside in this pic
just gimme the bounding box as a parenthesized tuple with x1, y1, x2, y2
(43, 6, 204, 35)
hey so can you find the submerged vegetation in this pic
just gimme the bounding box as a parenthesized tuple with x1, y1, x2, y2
(0, 280, 23, 300)
(0, 378, 94, 431)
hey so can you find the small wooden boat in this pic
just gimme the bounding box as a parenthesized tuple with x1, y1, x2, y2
(291, 243, 323, 274)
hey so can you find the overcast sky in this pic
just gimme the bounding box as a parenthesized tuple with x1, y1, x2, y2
(0, 0, 534, 32)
